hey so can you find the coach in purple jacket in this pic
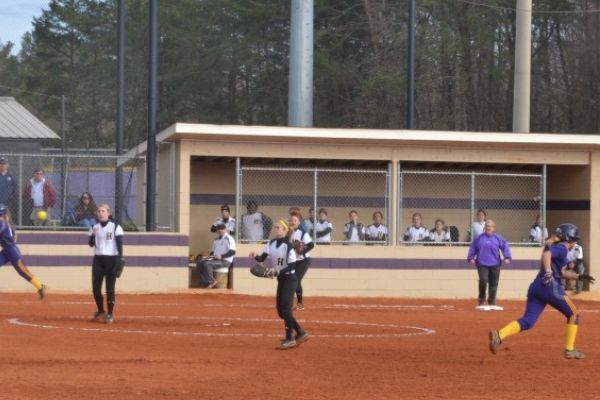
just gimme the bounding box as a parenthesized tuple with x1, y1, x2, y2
(467, 220, 512, 306)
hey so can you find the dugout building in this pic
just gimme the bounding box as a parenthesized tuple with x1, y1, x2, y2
(4, 123, 600, 300)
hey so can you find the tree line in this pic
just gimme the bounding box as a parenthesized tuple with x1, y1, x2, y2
(0, 0, 598, 150)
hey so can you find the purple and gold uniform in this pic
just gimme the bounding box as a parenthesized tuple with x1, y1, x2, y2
(0, 215, 45, 297)
(489, 223, 589, 359)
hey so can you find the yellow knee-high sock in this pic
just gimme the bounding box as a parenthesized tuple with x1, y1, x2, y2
(498, 320, 521, 341)
(30, 276, 43, 290)
(565, 324, 578, 351)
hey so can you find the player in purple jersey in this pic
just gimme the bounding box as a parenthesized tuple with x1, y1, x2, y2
(489, 224, 595, 359)
(0, 203, 46, 299)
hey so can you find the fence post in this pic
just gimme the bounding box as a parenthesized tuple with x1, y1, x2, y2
(313, 167, 318, 243)
(235, 157, 241, 244)
(397, 162, 402, 245)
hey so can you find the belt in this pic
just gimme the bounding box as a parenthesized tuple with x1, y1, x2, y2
(281, 270, 295, 275)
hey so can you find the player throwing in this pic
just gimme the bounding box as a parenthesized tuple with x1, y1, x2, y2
(489, 224, 594, 359)
(0, 203, 46, 299)
(249, 219, 309, 349)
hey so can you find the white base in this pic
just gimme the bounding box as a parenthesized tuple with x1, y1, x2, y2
(476, 305, 504, 311)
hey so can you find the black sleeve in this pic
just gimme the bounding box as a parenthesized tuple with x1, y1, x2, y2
(116, 235, 123, 257)
(88, 235, 95, 247)
(221, 249, 235, 258)
(254, 252, 268, 262)
(316, 227, 332, 238)
(303, 241, 315, 254)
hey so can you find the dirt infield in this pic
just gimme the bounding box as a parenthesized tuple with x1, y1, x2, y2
(1, 292, 600, 400)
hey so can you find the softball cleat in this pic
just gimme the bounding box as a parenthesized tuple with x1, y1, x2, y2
(489, 330, 502, 354)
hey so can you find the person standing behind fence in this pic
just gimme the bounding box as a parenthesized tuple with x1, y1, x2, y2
(344, 210, 365, 244)
(88, 203, 124, 324)
(211, 204, 236, 235)
(0, 157, 18, 218)
(403, 212, 429, 242)
(289, 211, 314, 311)
(22, 168, 56, 226)
(528, 215, 548, 243)
(314, 208, 333, 244)
(467, 219, 511, 307)
(241, 201, 272, 242)
(73, 192, 98, 228)
(197, 223, 236, 288)
(429, 218, 451, 243)
(469, 209, 487, 242)
(366, 211, 388, 244)
(302, 207, 316, 238)
(0, 203, 46, 299)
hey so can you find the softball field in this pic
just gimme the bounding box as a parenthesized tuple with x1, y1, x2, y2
(1, 291, 599, 400)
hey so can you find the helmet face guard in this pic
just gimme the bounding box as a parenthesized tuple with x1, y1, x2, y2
(556, 223, 580, 243)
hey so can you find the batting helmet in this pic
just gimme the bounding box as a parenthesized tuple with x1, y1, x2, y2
(555, 223, 580, 243)
(0, 203, 7, 216)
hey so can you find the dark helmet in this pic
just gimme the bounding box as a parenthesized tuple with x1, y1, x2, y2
(555, 223, 580, 242)
(0, 203, 7, 216)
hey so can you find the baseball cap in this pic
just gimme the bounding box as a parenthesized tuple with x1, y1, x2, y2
(0, 157, 7, 164)
(216, 223, 227, 230)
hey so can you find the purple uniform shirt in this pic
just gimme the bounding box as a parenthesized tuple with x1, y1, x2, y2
(467, 232, 511, 267)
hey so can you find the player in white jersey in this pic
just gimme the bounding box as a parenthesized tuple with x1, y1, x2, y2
(210, 204, 236, 235)
(88, 203, 124, 324)
(403, 212, 429, 242)
(366, 211, 388, 244)
(241, 201, 272, 242)
(197, 223, 236, 287)
(564, 243, 584, 293)
(469, 209, 487, 242)
(289, 211, 314, 310)
(314, 208, 333, 244)
(249, 219, 309, 350)
(429, 218, 451, 243)
(344, 210, 365, 244)
(528, 214, 548, 243)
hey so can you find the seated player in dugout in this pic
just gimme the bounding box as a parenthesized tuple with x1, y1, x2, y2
(403, 212, 429, 242)
(211, 204, 236, 235)
(366, 211, 388, 244)
(314, 208, 333, 244)
(197, 223, 236, 288)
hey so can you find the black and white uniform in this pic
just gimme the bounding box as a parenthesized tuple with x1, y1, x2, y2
(211, 216, 236, 235)
(344, 222, 365, 244)
(314, 219, 333, 244)
(292, 228, 314, 306)
(197, 232, 236, 287)
(403, 225, 429, 242)
(429, 229, 451, 243)
(88, 220, 123, 317)
(528, 224, 548, 243)
(366, 223, 388, 244)
(254, 238, 305, 341)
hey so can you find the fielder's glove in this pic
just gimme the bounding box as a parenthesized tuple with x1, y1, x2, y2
(542, 271, 554, 286)
(250, 263, 278, 279)
(578, 274, 595, 284)
(293, 240, 305, 255)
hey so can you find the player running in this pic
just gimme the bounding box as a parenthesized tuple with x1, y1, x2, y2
(0, 203, 46, 299)
(249, 219, 309, 349)
(489, 223, 594, 359)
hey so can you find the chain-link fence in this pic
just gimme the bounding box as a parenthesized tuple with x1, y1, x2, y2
(399, 169, 545, 245)
(238, 165, 391, 244)
(0, 153, 146, 230)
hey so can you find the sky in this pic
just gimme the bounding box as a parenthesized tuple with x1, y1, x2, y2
(0, 0, 51, 54)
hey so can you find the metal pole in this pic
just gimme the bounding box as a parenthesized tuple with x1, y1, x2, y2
(60, 95, 67, 218)
(288, 0, 314, 127)
(513, 0, 532, 132)
(313, 168, 318, 243)
(406, 0, 416, 129)
(235, 157, 241, 243)
(146, 0, 157, 231)
(115, 0, 125, 224)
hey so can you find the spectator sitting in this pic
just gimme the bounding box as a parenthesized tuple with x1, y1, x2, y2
(469, 209, 487, 242)
(343, 210, 365, 244)
(241, 200, 272, 242)
(403, 212, 429, 242)
(314, 208, 333, 244)
(528, 214, 548, 244)
(196, 223, 236, 288)
(429, 218, 451, 243)
(366, 211, 388, 244)
(211, 204, 236, 235)
(22, 167, 56, 226)
(563, 243, 584, 294)
(73, 192, 98, 228)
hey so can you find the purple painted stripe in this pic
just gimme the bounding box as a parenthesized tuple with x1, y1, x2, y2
(17, 233, 189, 246)
(19, 255, 189, 268)
(191, 194, 590, 211)
(233, 257, 539, 270)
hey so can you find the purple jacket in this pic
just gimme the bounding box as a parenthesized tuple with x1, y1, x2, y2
(467, 232, 511, 267)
